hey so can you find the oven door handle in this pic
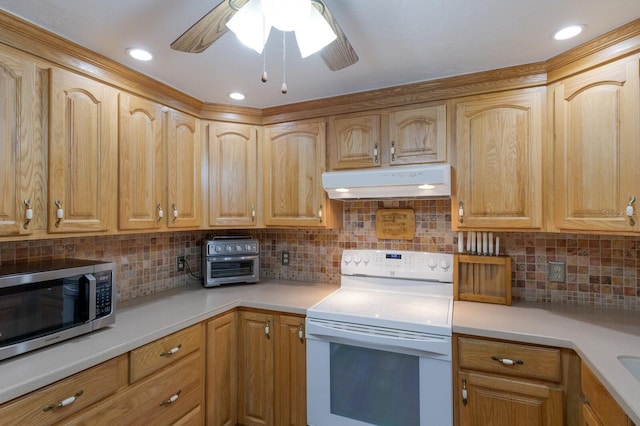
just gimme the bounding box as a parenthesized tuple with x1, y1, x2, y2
(207, 254, 259, 262)
(306, 319, 450, 357)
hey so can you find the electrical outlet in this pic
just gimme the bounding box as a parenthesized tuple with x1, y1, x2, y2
(548, 261, 566, 283)
(176, 256, 185, 272)
(282, 251, 290, 266)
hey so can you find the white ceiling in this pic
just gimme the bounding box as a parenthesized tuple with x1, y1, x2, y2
(0, 0, 639, 108)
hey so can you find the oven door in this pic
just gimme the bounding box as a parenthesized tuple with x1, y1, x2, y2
(306, 317, 452, 426)
(204, 254, 259, 287)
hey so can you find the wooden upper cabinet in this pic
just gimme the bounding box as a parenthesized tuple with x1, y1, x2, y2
(263, 120, 342, 228)
(49, 69, 117, 233)
(388, 104, 447, 165)
(208, 122, 260, 228)
(455, 89, 543, 230)
(553, 57, 640, 233)
(328, 113, 381, 169)
(0, 49, 38, 237)
(118, 92, 165, 230)
(165, 109, 201, 229)
(327, 104, 446, 170)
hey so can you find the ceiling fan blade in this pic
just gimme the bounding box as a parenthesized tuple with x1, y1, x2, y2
(170, 0, 249, 53)
(316, 1, 359, 71)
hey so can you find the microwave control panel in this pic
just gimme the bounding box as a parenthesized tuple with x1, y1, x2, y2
(95, 270, 113, 318)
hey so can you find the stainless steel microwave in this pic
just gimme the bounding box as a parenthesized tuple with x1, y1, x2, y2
(0, 259, 116, 361)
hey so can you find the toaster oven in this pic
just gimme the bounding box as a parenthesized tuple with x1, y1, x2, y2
(202, 236, 260, 287)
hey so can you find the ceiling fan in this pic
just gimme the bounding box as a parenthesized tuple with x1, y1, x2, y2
(170, 0, 358, 71)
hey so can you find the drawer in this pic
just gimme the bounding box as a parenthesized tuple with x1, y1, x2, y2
(0, 354, 127, 426)
(458, 336, 561, 382)
(172, 405, 203, 426)
(130, 324, 202, 383)
(62, 350, 203, 426)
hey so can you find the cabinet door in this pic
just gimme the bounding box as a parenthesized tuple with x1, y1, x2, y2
(166, 109, 200, 229)
(118, 92, 165, 230)
(389, 104, 446, 165)
(456, 89, 543, 229)
(328, 114, 381, 169)
(238, 311, 275, 426)
(458, 372, 563, 426)
(275, 314, 307, 426)
(49, 69, 117, 233)
(206, 311, 238, 426)
(0, 49, 37, 236)
(553, 58, 640, 233)
(208, 122, 259, 227)
(263, 120, 332, 228)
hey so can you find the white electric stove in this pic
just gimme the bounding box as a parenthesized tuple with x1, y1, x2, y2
(306, 249, 455, 426)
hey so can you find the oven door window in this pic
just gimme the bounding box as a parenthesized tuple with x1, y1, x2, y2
(209, 259, 255, 279)
(329, 342, 420, 426)
(0, 275, 90, 347)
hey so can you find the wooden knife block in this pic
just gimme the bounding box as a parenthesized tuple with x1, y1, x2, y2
(453, 254, 512, 305)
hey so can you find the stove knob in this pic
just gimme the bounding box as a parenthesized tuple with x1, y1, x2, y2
(428, 258, 438, 270)
(344, 255, 352, 265)
(215, 246, 223, 253)
(363, 256, 370, 265)
(354, 256, 361, 265)
(440, 259, 451, 271)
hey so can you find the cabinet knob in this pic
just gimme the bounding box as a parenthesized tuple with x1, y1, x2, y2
(172, 204, 179, 223)
(318, 205, 323, 223)
(23, 199, 33, 229)
(461, 379, 468, 406)
(251, 205, 256, 222)
(374, 143, 379, 163)
(627, 196, 636, 226)
(157, 204, 164, 223)
(265, 320, 271, 337)
(298, 323, 304, 343)
(458, 201, 464, 224)
(390, 141, 396, 162)
(54, 199, 63, 228)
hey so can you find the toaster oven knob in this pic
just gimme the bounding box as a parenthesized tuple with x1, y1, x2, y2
(215, 246, 223, 253)
(236, 245, 243, 252)
(226, 245, 232, 252)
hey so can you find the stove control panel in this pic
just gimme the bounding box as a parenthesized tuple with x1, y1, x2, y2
(341, 249, 453, 283)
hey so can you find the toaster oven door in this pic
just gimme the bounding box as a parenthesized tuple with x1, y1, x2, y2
(204, 255, 259, 287)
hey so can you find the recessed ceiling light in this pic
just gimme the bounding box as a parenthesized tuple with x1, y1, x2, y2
(127, 48, 153, 61)
(553, 25, 585, 40)
(229, 92, 246, 100)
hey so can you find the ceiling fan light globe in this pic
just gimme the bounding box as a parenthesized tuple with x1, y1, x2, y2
(261, 0, 311, 32)
(295, 4, 337, 58)
(227, 0, 271, 53)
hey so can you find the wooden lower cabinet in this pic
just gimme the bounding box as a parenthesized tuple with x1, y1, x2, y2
(237, 309, 307, 426)
(454, 335, 571, 426)
(580, 362, 633, 426)
(206, 310, 238, 426)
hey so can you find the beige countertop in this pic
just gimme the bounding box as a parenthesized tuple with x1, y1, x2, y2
(1, 280, 639, 424)
(453, 300, 640, 424)
(0, 279, 338, 405)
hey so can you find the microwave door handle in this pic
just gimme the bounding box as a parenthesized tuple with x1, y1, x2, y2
(86, 274, 96, 322)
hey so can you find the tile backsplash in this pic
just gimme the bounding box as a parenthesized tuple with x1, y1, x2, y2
(0, 199, 638, 310)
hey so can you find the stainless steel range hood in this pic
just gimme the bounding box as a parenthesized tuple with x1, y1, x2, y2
(322, 164, 451, 200)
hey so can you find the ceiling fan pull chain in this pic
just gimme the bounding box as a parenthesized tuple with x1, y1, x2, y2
(281, 32, 288, 94)
(261, 13, 268, 83)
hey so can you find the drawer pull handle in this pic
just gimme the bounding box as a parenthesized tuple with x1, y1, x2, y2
(43, 390, 84, 411)
(160, 390, 181, 407)
(491, 356, 523, 365)
(160, 344, 182, 357)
